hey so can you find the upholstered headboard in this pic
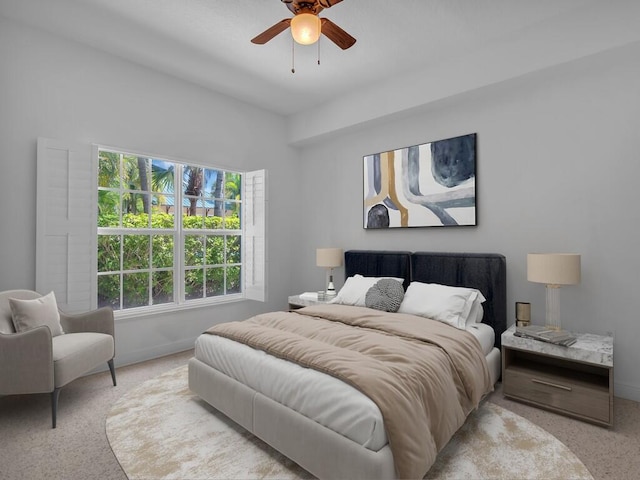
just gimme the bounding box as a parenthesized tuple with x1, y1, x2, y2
(344, 250, 412, 289)
(411, 252, 507, 349)
(344, 250, 507, 349)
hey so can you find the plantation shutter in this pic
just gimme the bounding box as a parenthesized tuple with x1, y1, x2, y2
(36, 138, 97, 313)
(243, 169, 266, 302)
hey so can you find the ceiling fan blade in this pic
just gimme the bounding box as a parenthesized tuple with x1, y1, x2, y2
(251, 19, 291, 44)
(320, 18, 356, 50)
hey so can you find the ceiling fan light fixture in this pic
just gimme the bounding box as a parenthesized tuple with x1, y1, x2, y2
(290, 13, 321, 45)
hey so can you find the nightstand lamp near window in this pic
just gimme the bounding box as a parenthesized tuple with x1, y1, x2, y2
(316, 248, 343, 298)
(527, 253, 581, 331)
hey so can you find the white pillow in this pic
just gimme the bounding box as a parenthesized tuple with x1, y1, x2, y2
(398, 282, 486, 329)
(466, 300, 485, 327)
(332, 274, 405, 307)
(9, 291, 65, 337)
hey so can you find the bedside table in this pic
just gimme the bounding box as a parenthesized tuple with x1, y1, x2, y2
(288, 293, 332, 310)
(501, 325, 614, 427)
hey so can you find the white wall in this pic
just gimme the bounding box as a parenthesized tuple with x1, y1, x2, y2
(292, 42, 640, 402)
(0, 17, 298, 365)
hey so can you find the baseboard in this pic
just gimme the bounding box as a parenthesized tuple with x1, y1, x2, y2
(614, 381, 640, 403)
(88, 337, 196, 374)
(118, 337, 196, 367)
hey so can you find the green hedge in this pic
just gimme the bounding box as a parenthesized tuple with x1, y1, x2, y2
(97, 213, 241, 309)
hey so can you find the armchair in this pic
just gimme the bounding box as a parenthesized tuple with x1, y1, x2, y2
(0, 290, 116, 428)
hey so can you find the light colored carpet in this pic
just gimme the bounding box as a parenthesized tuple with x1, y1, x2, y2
(2, 350, 639, 480)
(106, 365, 593, 480)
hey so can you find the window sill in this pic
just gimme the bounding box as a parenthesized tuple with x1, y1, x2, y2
(112, 293, 245, 321)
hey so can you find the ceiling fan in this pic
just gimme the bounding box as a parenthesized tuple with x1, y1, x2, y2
(251, 0, 356, 50)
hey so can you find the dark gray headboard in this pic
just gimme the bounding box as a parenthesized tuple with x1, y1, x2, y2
(344, 250, 507, 349)
(344, 250, 412, 289)
(411, 252, 507, 349)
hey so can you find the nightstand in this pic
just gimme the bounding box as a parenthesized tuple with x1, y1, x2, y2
(501, 325, 614, 427)
(288, 294, 332, 310)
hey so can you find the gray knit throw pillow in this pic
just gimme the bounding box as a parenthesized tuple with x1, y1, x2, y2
(365, 279, 405, 312)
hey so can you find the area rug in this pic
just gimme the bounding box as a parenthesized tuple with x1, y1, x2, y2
(106, 365, 593, 480)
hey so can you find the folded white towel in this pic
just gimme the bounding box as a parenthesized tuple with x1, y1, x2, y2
(299, 292, 319, 300)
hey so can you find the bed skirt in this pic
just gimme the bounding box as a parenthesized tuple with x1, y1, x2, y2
(188, 357, 396, 480)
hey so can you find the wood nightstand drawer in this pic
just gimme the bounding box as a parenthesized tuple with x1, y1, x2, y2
(501, 327, 613, 427)
(504, 366, 610, 424)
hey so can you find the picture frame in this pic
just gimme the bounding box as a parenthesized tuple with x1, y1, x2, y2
(363, 133, 477, 229)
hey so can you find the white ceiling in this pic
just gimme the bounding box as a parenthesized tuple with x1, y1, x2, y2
(2, 0, 640, 143)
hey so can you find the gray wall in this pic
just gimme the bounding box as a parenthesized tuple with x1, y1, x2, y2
(0, 17, 298, 365)
(2, 14, 639, 402)
(292, 42, 640, 401)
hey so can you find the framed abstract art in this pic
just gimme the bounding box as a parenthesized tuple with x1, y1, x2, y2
(363, 133, 477, 229)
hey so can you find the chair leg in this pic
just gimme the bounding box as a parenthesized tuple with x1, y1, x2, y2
(51, 388, 61, 429)
(108, 358, 117, 386)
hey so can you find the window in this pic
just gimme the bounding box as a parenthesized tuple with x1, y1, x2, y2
(36, 138, 265, 315)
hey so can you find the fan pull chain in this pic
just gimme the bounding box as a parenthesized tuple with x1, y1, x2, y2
(317, 37, 321, 65)
(291, 38, 295, 74)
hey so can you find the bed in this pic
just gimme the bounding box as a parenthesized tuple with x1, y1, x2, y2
(188, 251, 507, 479)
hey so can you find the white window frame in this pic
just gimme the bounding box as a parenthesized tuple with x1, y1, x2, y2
(36, 138, 266, 317)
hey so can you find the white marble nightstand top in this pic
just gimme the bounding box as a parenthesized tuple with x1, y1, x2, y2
(288, 294, 332, 308)
(502, 324, 613, 367)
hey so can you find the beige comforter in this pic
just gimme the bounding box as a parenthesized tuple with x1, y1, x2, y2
(205, 304, 492, 479)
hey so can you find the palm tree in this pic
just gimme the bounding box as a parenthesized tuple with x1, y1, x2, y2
(151, 161, 175, 213)
(184, 166, 203, 216)
(123, 157, 141, 214)
(137, 157, 151, 214)
(212, 171, 224, 217)
(98, 151, 119, 188)
(97, 151, 144, 215)
(97, 151, 120, 217)
(99, 153, 222, 218)
(225, 173, 241, 217)
(151, 162, 174, 193)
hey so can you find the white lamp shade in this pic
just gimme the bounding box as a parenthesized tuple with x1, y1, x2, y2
(290, 13, 322, 45)
(527, 253, 581, 286)
(316, 248, 343, 268)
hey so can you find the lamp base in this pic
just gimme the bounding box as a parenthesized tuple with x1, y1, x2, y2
(325, 273, 336, 297)
(545, 285, 561, 331)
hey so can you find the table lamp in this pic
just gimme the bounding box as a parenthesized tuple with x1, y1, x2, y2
(316, 248, 343, 297)
(527, 253, 581, 331)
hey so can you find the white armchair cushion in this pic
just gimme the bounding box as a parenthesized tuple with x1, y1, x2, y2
(52, 332, 114, 388)
(9, 291, 65, 337)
